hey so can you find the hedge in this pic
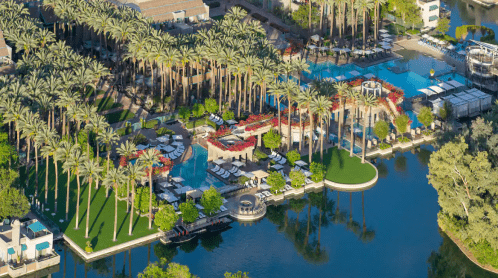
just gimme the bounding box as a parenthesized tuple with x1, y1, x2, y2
(156, 127, 175, 137)
(104, 110, 135, 124)
(116, 126, 133, 136)
(186, 116, 217, 129)
(143, 119, 159, 129)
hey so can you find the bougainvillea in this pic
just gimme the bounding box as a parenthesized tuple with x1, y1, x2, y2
(269, 117, 311, 128)
(120, 149, 173, 176)
(388, 90, 405, 104)
(245, 121, 273, 131)
(236, 113, 273, 127)
(331, 101, 340, 111)
(347, 78, 364, 87)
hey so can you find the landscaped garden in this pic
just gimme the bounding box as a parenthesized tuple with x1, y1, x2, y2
(303, 147, 377, 184)
(92, 97, 123, 112)
(104, 110, 135, 124)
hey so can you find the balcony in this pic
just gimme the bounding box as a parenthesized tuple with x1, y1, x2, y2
(419, 0, 437, 4)
(4, 252, 60, 278)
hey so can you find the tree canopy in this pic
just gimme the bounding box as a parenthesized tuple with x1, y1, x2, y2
(200, 186, 223, 215)
(289, 170, 305, 188)
(263, 129, 281, 150)
(138, 262, 197, 278)
(286, 150, 301, 166)
(292, 5, 319, 29)
(0, 187, 30, 219)
(179, 200, 199, 223)
(374, 120, 389, 142)
(191, 103, 205, 118)
(310, 162, 326, 182)
(267, 171, 285, 193)
(155, 204, 179, 231)
(436, 18, 450, 35)
(417, 107, 434, 130)
(394, 115, 409, 138)
(204, 99, 218, 114)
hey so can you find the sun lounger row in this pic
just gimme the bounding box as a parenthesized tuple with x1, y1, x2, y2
(269, 151, 287, 164)
(218, 185, 238, 194)
(209, 114, 224, 125)
(244, 180, 257, 188)
(198, 212, 206, 219)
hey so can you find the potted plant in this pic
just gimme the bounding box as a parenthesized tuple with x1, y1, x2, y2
(430, 69, 435, 77)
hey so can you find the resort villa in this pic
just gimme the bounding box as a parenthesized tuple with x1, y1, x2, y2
(0, 219, 59, 278)
(416, 0, 440, 28)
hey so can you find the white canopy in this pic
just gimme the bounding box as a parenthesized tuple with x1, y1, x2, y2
(364, 50, 374, 55)
(335, 75, 347, 81)
(259, 183, 271, 190)
(213, 159, 225, 165)
(427, 37, 435, 42)
(418, 88, 436, 96)
(349, 70, 361, 77)
(433, 38, 441, 44)
(164, 145, 175, 152)
(226, 119, 238, 125)
(341, 48, 351, 53)
(363, 73, 376, 79)
(271, 164, 284, 170)
(379, 41, 390, 46)
(438, 82, 455, 91)
(307, 44, 317, 49)
(438, 40, 446, 45)
(157, 136, 169, 142)
(158, 192, 178, 203)
(429, 86, 445, 94)
(319, 46, 329, 51)
(295, 160, 308, 166)
(173, 135, 183, 140)
(243, 171, 255, 178)
(373, 48, 383, 52)
(232, 161, 245, 167)
(457, 50, 466, 55)
(446, 45, 455, 50)
(172, 177, 185, 182)
(331, 47, 341, 52)
(303, 170, 313, 177)
(159, 182, 174, 188)
(174, 186, 194, 194)
(379, 29, 388, 33)
(383, 38, 392, 42)
(353, 49, 363, 55)
(310, 34, 320, 42)
(447, 79, 465, 88)
(422, 34, 429, 39)
(382, 45, 392, 50)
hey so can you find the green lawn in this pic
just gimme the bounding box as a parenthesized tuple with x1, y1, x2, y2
(21, 162, 157, 252)
(302, 147, 377, 184)
(91, 97, 123, 112)
(104, 110, 135, 124)
(84, 87, 106, 98)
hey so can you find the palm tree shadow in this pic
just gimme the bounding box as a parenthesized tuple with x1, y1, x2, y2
(90, 222, 104, 250)
(89, 194, 110, 234)
(77, 182, 91, 228)
(332, 147, 344, 170)
(132, 211, 141, 231)
(116, 211, 130, 238)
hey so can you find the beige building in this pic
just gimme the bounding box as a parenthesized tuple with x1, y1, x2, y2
(0, 219, 59, 278)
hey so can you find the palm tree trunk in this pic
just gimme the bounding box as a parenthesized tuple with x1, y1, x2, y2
(148, 172, 153, 229)
(287, 98, 292, 151)
(66, 170, 70, 220)
(277, 97, 282, 135)
(299, 111, 303, 152)
(237, 74, 242, 117)
(320, 118, 324, 162)
(350, 106, 356, 157)
(363, 9, 367, 51)
(75, 173, 81, 230)
(308, 106, 314, 163)
(320, 5, 325, 36)
(114, 184, 118, 241)
(54, 160, 58, 212)
(126, 180, 130, 212)
(129, 180, 135, 235)
(26, 139, 31, 191)
(106, 151, 110, 197)
(85, 177, 93, 238)
(308, 0, 312, 31)
(44, 155, 49, 203)
(361, 109, 368, 163)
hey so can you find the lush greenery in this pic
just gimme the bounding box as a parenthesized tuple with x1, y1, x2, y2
(309, 162, 326, 182)
(263, 129, 281, 150)
(291, 5, 319, 29)
(254, 148, 268, 160)
(222, 110, 235, 121)
(191, 103, 205, 119)
(435, 17, 450, 35)
(379, 142, 391, 150)
(179, 107, 191, 122)
(156, 127, 175, 137)
(104, 110, 136, 124)
(286, 150, 300, 166)
(117, 126, 133, 136)
(238, 175, 250, 185)
(143, 119, 159, 129)
(200, 186, 223, 216)
(91, 97, 123, 112)
(374, 120, 389, 143)
(204, 98, 219, 114)
(267, 171, 285, 193)
(138, 262, 197, 278)
(289, 170, 305, 188)
(135, 186, 158, 214)
(186, 116, 216, 129)
(455, 25, 496, 43)
(417, 106, 434, 130)
(178, 200, 199, 223)
(155, 204, 179, 231)
(394, 114, 409, 138)
(303, 148, 377, 184)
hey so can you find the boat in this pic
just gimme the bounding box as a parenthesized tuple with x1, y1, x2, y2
(168, 226, 197, 244)
(205, 217, 233, 233)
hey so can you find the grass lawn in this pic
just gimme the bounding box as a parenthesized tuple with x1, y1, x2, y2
(21, 162, 157, 252)
(84, 87, 106, 98)
(91, 97, 123, 112)
(211, 15, 224, 21)
(104, 110, 135, 124)
(302, 147, 376, 184)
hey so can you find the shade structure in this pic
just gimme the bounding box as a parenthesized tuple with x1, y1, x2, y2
(438, 40, 446, 45)
(307, 44, 317, 49)
(232, 161, 245, 167)
(310, 34, 320, 41)
(429, 86, 445, 94)
(226, 119, 238, 125)
(433, 38, 440, 44)
(319, 46, 328, 51)
(172, 176, 185, 182)
(447, 79, 465, 88)
(381, 33, 391, 38)
(271, 164, 284, 170)
(164, 145, 175, 152)
(379, 41, 390, 46)
(28, 221, 47, 233)
(199, 186, 210, 192)
(36, 242, 49, 251)
(243, 171, 255, 178)
(438, 82, 455, 91)
(331, 47, 341, 52)
(446, 44, 455, 50)
(383, 38, 392, 42)
(259, 183, 271, 190)
(364, 50, 374, 55)
(341, 48, 351, 53)
(427, 36, 435, 42)
(171, 141, 183, 146)
(373, 48, 383, 52)
(7, 247, 14, 255)
(381, 45, 392, 50)
(174, 185, 194, 194)
(418, 88, 436, 96)
(335, 75, 347, 81)
(157, 136, 169, 142)
(158, 192, 178, 203)
(252, 170, 270, 179)
(349, 70, 361, 77)
(457, 50, 466, 55)
(379, 29, 388, 33)
(172, 135, 183, 140)
(295, 160, 308, 166)
(303, 170, 313, 177)
(422, 34, 429, 39)
(213, 159, 225, 165)
(159, 181, 174, 188)
(363, 73, 376, 79)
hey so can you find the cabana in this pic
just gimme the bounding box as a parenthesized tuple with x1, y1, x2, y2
(446, 80, 465, 92)
(448, 97, 469, 118)
(467, 88, 493, 111)
(379, 41, 390, 46)
(158, 191, 179, 203)
(174, 185, 194, 195)
(310, 34, 320, 42)
(252, 170, 270, 185)
(428, 86, 445, 95)
(430, 98, 444, 116)
(438, 82, 454, 93)
(418, 88, 436, 98)
(381, 33, 391, 38)
(455, 92, 480, 115)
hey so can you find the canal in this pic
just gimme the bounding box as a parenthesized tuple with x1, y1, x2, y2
(46, 145, 498, 277)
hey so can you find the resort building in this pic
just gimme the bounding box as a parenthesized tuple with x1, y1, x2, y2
(465, 40, 498, 92)
(416, 0, 440, 28)
(107, 0, 210, 24)
(0, 219, 59, 278)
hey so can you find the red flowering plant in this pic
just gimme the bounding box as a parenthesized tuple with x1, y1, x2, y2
(347, 78, 364, 87)
(120, 149, 173, 176)
(236, 113, 273, 127)
(331, 101, 340, 111)
(207, 126, 257, 152)
(270, 116, 310, 128)
(388, 90, 405, 104)
(396, 106, 403, 113)
(245, 121, 273, 131)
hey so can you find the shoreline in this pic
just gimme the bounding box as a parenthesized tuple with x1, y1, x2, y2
(441, 228, 498, 275)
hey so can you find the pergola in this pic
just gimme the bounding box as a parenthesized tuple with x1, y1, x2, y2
(252, 170, 270, 185)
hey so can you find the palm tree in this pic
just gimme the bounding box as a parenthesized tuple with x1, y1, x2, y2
(81, 159, 103, 238)
(360, 94, 377, 163)
(333, 82, 349, 149)
(97, 128, 119, 197)
(103, 167, 126, 242)
(311, 95, 333, 162)
(19, 111, 41, 193)
(179, 45, 194, 104)
(346, 88, 360, 157)
(57, 141, 79, 220)
(282, 81, 298, 151)
(79, 104, 98, 158)
(88, 114, 109, 165)
(126, 163, 145, 236)
(268, 82, 284, 135)
(116, 141, 137, 212)
(296, 88, 318, 163)
(67, 148, 86, 230)
(373, 0, 388, 44)
(355, 0, 374, 51)
(137, 149, 160, 230)
(37, 126, 58, 203)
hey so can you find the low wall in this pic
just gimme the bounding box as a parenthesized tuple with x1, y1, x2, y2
(323, 159, 379, 192)
(366, 134, 436, 158)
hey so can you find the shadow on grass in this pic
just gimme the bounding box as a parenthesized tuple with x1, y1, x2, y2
(116, 211, 130, 238)
(331, 147, 344, 170)
(91, 222, 104, 250)
(89, 192, 110, 235)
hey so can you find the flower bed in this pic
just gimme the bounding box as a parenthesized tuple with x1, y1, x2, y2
(236, 113, 273, 127)
(269, 116, 310, 128)
(388, 90, 405, 104)
(245, 121, 273, 132)
(347, 78, 364, 87)
(120, 149, 173, 176)
(207, 126, 257, 152)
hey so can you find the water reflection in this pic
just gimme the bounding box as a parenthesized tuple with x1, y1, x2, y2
(445, 0, 498, 38)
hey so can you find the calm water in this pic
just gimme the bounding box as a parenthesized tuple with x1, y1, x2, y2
(43, 146, 498, 278)
(444, 0, 498, 41)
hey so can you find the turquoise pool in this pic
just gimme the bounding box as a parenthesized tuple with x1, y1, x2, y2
(169, 144, 225, 188)
(406, 110, 424, 129)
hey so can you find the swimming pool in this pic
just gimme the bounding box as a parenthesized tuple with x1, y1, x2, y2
(169, 144, 225, 188)
(406, 110, 425, 129)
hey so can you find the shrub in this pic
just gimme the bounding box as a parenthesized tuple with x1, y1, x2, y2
(156, 127, 175, 137)
(263, 129, 281, 150)
(117, 126, 132, 136)
(289, 170, 305, 188)
(406, 29, 420, 35)
(267, 171, 285, 193)
(254, 148, 268, 160)
(179, 107, 191, 122)
(155, 204, 178, 231)
(143, 119, 159, 129)
(398, 137, 411, 143)
(178, 200, 199, 223)
(222, 110, 235, 121)
(134, 186, 157, 214)
(204, 98, 218, 114)
(286, 150, 300, 166)
(192, 103, 205, 118)
(379, 143, 391, 150)
(310, 162, 325, 182)
(131, 133, 148, 145)
(238, 176, 250, 185)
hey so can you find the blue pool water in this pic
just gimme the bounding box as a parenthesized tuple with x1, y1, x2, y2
(438, 72, 467, 85)
(169, 144, 225, 188)
(406, 110, 425, 129)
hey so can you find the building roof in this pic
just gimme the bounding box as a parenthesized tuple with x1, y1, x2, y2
(28, 221, 47, 233)
(0, 29, 10, 58)
(115, 0, 208, 23)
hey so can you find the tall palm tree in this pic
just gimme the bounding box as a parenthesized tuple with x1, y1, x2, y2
(360, 94, 377, 163)
(88, 114, 109, 165)
(373, 0, 388, 44)
(103, 167, 126, 242)
(37, 126, 58, 203)
(355, 0, 374, 51)
(268, 81, 284, 135)
(19, 111, 41, 193)
(116, 141, 137, 212)
(79, 104, 98, 158)
(138, 149, 160, 230)
(311, 95, 333, 162)
(97, 127, 119, 197)
(81, 159, 103, 238)
(333, 82, 349, 149)
(282, 81, 298, 151)
(57, 141, 79, 220)
(346, 88, 360, 157)
(67, 148, 85, 230)
(126, 162, 145, 236)
(296, 88, 318, 163)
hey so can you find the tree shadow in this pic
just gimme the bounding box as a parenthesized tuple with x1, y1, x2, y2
(77, 182, 91, 228)
(90, 222, 104, 250)
(89, 194, 110, 234)
(116, 211, 130, 238)
(332, 147, 344, 170)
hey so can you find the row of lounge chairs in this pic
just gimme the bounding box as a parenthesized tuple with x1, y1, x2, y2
(244, 179, 258, 188)
(164, 145, 185, 160)
(255, 191, 273, 200)
(269, 151, 287, 164)
(418, 40, 465, 62)
(209, 114, 224, 125)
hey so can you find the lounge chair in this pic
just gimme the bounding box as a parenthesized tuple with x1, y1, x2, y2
(285, 185, 293, 191)
(222, 172, 230, 179)
(163, 153, 170, 159)
(269, 151, 276, 159)
(216, 168, 225, 175)
(233, 170, 242, 177)
(228, 166, 237, 173)
(305, 178, 313, 184)
(278, 157, 287, 164)
(212, 165, 220, 172)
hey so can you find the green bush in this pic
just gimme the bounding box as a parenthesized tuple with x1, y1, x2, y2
(238, 176, 250, 185)
(131, 133, 148, 145)
(406, 29, 420, 35)
(156, 127, 175, 137)
(254, 149, 268, 160)
(286, 150, 300, 166)
(379, 143, 391, 150)
(398, 137, 411, 143)
(117, 126, 132, 136)
(309, 162, 325, 182)
(185, 116, 216, 130)
(222, 110, 235, 121)
(143, 119, 159, 129)
(134, 186, 157, 214)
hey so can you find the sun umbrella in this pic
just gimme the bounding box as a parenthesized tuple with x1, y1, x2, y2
(213, 159, 225, 165)
(381, 33, 391, 38)
(171, 141, 183, 146)
(379, 29, 388, 33)
(331, 47, 341, 52)
(164, 145, 175, 152)
(271, 164, 284, 170)
(307, 45, 317, 49)
(379, 41, 390, 46)
(446, 45, 455, 50)
(173, 135, 183, 140)
(341, 48, 351, 53)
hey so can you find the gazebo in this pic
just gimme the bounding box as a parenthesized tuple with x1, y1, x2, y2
(251, 170, 270, 186)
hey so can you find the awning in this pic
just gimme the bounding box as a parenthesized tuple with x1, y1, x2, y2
(429, 4, 438, 10)
(429, 15, 438, 21)
(438, 82, 455, 91)
(174, 186, 194, 194)
(36, 242, 49, 251)
(422, 34, 429, 39)
(383, 38, 392, 42)
(8, 247, 14, 255)
(213, 159, 225, 165)
(22, 244, 27, 251)
(172, 135, 183, 140)
(341, 48, 351, 53)
(418, 88, 435, 96)
(363, 73, 376, 79)
(429, 86, 445, 94)
(446, 79, 465, 88)
(28, 221, 47, 233)
(271, 164, 284, 170)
